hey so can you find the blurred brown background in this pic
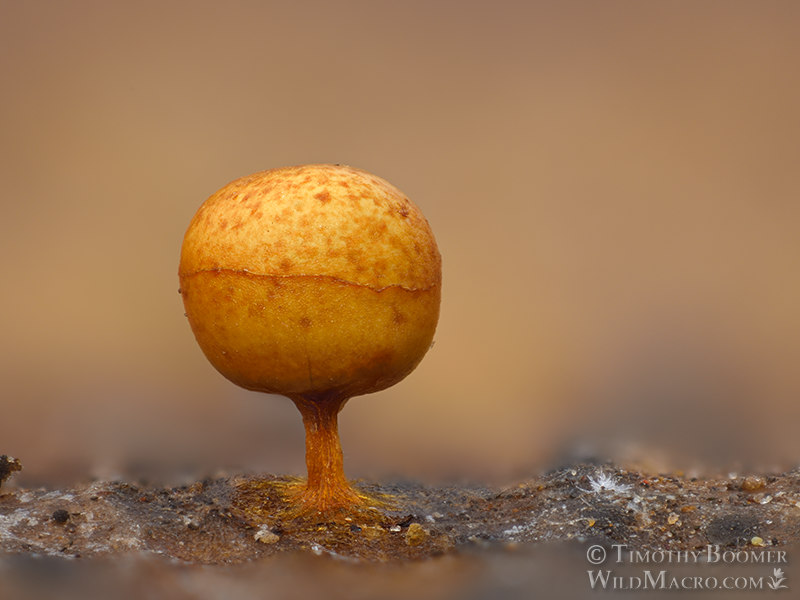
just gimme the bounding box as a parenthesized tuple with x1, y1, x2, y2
(1, 1, 798, 487)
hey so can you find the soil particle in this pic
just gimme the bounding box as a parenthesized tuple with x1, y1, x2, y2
(405, 523, 428, 546)
(0, 456, 22, 489)
(254, 527, 280, 544)
(741, 476, 766, 492)
(51, 509, 70, 524)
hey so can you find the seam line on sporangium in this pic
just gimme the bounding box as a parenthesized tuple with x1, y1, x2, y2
(178, 268, 439, 294)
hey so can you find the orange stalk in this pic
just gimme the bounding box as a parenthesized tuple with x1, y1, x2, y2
(289, 394, 370, 516)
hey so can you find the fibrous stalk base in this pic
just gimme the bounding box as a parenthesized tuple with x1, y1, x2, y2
(288, 394, 377, 519)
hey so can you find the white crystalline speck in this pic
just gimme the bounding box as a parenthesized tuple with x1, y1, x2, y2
(585, 471, 632, 495)
(502, 523, 532, 540)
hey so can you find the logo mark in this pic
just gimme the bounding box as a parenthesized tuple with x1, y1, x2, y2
(768, 567, 788, 590)
(586, 544, 607, 565)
